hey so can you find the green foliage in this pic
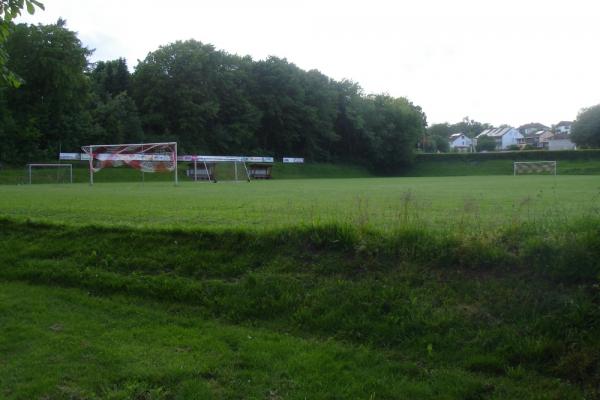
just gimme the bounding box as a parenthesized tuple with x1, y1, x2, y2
(403, 157, 600, 176)
(426, 117, 491, 141)
(572, 104, 600, 148)
(426, 122, 451, 138)
(476, 135, 496, 152)
(0, 0, 44, 87)
(450, 116, 492, 138)
(361, 95, 426, 170)
(0, 19, 93, 162)
(90, 58, 131, 100)
(132, 40, 260, 154)
(89, 92, 143, 145)
(422, 134, 450, 153)
(1, 25, 425, 171)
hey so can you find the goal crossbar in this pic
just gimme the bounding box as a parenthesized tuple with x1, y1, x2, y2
(81, 142, 178, 185)
(27, 163, 73, 184)
(186, 158, 251, 183)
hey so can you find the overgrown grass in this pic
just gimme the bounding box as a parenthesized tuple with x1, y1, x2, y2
(1, 218, 600, 398)
(1, 281, 587, 399)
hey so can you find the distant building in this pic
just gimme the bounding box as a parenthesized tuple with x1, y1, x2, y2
(476, 127, 523, 150)
(554, 121, 572, 135)
(548, 134, 576, 151)
(448, 133, 473, 152)
(518, 123, 550, 136)
(518, 130, 554, 149)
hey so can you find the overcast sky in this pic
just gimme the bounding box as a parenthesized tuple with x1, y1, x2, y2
(21, 0, 600, 127)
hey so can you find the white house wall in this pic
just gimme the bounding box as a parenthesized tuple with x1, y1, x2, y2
(450, 136, 472, 148)
(548, 139, 576, 151)
(500, 129, 523, 149)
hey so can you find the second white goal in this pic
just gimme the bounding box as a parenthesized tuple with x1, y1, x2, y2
(513, 161, 557, 176)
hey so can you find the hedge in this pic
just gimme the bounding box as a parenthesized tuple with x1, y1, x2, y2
(415, 149, 600, 162)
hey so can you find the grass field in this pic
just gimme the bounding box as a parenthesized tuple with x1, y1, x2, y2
(0, 175, 599, 230)
(1, 174, 600, 399)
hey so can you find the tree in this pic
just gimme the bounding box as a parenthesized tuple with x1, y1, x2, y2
(571, 104, 600, 148)
(332, 79, 368, 162)
(427, 123, 451, 138)
(90, 58, 131, 100)
(0, 0, 44, 87)
(132, 40, 261, 154)
(422, 134, 449, 153)
(89, 92, 143, 145)
(476, 135, 496, 152)
(361, 94, 426, 170)
(0, 19, 93, 162)
(450, 117, 491, 138)
(250, 57, 339, 159)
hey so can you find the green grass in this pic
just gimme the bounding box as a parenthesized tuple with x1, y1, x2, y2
(0, 175, 598, 231)
(1, 281, 587, 399)
(1, 220, 598, 398)
(1, 175, 599, 398)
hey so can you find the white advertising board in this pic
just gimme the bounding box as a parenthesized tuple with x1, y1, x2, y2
(282, 157, 304, 163)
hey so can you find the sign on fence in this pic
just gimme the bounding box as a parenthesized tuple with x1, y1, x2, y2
(282, 157, 304, 163)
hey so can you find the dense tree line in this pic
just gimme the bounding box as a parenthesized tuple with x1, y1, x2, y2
(0, 20, 426, 171)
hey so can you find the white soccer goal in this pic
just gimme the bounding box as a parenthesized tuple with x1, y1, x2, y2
(81, 142, 178, 185)
(513, 161, 557, 176)
(27, 164, 73, 184)
(182, 156, 251, 183)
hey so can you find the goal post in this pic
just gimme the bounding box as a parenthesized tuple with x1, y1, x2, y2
(27, 163, 73, 184)
(181, 155, 251, 183)
(513, 161, 557, 176)
(81, 142, 178, 185)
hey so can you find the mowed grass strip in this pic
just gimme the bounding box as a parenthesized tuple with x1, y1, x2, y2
(0, 281, 585, 400)
(0, 175, 598, 230)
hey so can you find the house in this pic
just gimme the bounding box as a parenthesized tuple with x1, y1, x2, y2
(554, 121, 572, 135)
(518, 122, 549, 136)
(448, 133, 473, 152)
(518, 130, 554, 149)
(548, 134, 576, 151)
(537, 130, 555, 149)
(476, 127, 523, 150)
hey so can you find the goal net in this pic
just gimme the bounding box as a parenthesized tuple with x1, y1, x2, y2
(513, 161, 557, 176)
(27, 164, 73, 184)
(81, 142, 178, 185)
(182, 156, 250, 183)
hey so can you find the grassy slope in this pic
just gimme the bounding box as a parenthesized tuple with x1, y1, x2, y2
(1, 221, 598, 399)
(0, 282, 583, 400)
